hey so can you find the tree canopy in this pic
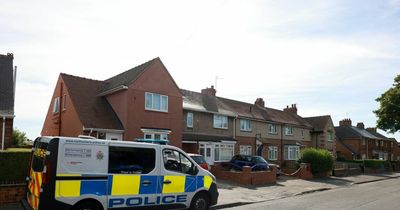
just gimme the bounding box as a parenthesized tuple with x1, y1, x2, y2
(374, 75, 400, 133)
(12, 128, 28, 146)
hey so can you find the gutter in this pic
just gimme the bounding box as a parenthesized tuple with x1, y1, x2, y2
(83, 127, 125, 134)
(98, 85, 128, 96)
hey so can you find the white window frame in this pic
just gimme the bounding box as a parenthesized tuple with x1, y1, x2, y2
(240, 145, 252, 155)
(268, 124, 278, 134)
(268, 146, 278, 160)
(362, 139, 366, 145)
(143, 133, 168, 140)
(213, 114, 228, 129)
(214, 143, 234, 161)
(284, 126, 294, 136)
(328, 131, 333, 142)
(187, 112, 193, 128)
(62, 94, 67, 111)
(240, 119, 251, 132)
(145, 92, 168, 112)
(284, 145, 300, 160)
(53, 97, 60, 113)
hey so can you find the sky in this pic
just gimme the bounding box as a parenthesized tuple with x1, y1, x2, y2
(0, 0, 399, 141)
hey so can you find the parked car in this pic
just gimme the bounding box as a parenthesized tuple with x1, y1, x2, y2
(188, 153, 210, 170)
(228, 155, 281, 176)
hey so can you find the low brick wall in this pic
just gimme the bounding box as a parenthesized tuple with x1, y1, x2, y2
(0, 183, 25, 205)
(284, 163, 313, 180)
(211, 164, 276, 185)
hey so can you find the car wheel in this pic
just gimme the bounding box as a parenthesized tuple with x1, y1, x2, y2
(190, 192, 210, 210)
(73, 200, 103, 210)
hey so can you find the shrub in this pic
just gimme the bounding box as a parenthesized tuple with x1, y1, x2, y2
(12, 128, 28, 146)
(0, 149, 31, 182)
(298, 148, 334, 175)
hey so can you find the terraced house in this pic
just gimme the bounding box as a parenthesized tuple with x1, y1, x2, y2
(42, 57, 336, 169)
(335, 119, 396, 160)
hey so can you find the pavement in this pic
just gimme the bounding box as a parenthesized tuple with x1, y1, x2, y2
(213, 172, 400, 209)
(2, 172, 399, 210)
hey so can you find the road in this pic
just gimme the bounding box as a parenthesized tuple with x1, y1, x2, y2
(230, 177, 400, 210)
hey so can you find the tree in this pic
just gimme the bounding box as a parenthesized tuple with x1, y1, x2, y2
(12, 128, 28, 146)
(374, 75, 400, 133)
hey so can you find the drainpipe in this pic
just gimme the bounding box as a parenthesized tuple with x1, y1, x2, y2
(366, 137, 368, 159)
(1, 116, 5, 150)
(280, 124, 284, 163)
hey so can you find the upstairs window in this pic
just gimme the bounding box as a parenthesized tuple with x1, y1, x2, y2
(284, 126, 293, 135)
(187, 112, 193, 128)
(213, 114, 228, 129)
(240, 119, 251, 131)
(62, 94, 67, 110)
(268, 124, 277, 134)
(145, 92, 168, 112)
(52, 97, 60, 113)
(328, 131, 333, 141)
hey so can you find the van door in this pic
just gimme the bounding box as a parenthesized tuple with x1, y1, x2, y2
(27, 140, 49, 210)
(107, 144, 160, 209)
(161, 149, 198, 209)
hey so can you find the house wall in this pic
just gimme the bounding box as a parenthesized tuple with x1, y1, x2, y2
(41, 76, 83, 137)
(106, 90, 128, 128)
(312, 120, 336, 155)
(0, 118, 13, 149)
(183, 110, 234, 137)
(123, 59, 183, 147)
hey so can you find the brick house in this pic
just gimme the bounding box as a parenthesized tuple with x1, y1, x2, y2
(42, 58, 183, 147)
(391, 138, 400, 161)
(335, 119, 394, 160)
(304, 115, 336, 156)
(182, 87, 313, 167)
(0, 53, 16, 150)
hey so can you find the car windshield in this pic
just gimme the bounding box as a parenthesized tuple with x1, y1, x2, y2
(253, 156, 268, 164)
(191, 155, 206, 164)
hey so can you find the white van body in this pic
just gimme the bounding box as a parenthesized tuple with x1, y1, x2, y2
(23, 136, 218, 210)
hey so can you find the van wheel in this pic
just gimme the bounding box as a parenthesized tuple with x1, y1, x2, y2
(190, 192, 210, 210)
(73, 200, 103, 210)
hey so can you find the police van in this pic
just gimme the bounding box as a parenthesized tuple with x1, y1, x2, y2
(22, 136, 218, 210)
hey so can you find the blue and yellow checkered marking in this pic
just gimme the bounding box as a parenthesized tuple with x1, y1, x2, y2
(55, 174, 212, 198)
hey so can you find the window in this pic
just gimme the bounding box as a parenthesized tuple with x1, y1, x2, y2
(380, 141, 383, 147)
(62, 94, 67, 110)
(240, 119, 251, 131)
(268, 146, 278, 160)
(163, 149, 195, 175)
(268, 124, 277, 134)
(240, 145, 252, 155)
(98, 132, 106, 139)
(52, 97, 60, 113)
(375, 140, 379, 146)
(328, 132, 333, 142)
(214, 144, 234, 161)
(284, 126, 293, 135)
(213, 114, 228, 129)
(187, 112, 193, 128)
(362, 139, 366, 146)
(145, 92, 168, 112)
(109, 146, 155, 174)
(284, 145, 300, 160)
(144, 133, 168, 140)
(391, 142, 394, 148)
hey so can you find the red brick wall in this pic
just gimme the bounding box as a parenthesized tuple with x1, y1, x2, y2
(235, 136, 256, 155)
(211, 164, 276, 185)
(0, 118, 13, 149)
(0, 184, 25, 205)
(123, 59, 183, 147)
(41, 76, 83, 137)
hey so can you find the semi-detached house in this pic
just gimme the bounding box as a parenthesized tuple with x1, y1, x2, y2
(42, 57, 183, 147)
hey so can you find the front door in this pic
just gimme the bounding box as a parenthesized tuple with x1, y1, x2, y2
(199, 143, 213, 165)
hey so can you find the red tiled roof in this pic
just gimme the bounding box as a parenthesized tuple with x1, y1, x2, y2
(61, 73, 124, 130)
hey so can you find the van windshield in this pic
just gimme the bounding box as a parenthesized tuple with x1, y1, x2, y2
(32, 141, 48, 172)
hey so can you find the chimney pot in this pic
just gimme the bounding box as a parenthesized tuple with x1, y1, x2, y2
(284, 104, 298, 115)
(339, 118, 352, 127)
(201, 86, 216, 96)
(254, 98, 265, 107)
(356, 122, 365, 129)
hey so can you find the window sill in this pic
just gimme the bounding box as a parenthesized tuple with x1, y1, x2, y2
(240, 130, 252, 132)
(213, 127, 228, 130)
(145, 108, 168, 113)
(268, 132, 278, 135)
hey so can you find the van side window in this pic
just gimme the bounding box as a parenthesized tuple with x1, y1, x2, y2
(109, 146, 155, 174)
(163, 149, 195, 175)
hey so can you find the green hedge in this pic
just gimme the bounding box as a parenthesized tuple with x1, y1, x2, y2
(342, 159, 388, 169)
(298, 148, 334, 175)
(0, 149, 31, 182)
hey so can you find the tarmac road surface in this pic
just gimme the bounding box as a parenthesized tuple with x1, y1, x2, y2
(230, 177, 400, 210)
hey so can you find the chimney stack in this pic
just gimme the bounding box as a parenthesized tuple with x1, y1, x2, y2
(254, 98, 265, 107)
(366, 127, 377, 133)
(283, 104, 297, 115)
(201, 86, 216, 96)
(356, 122, 365, 129)
(339, 118, 352, 127)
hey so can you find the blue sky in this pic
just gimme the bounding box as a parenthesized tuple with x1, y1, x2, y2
(0, 0, 399, 140)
